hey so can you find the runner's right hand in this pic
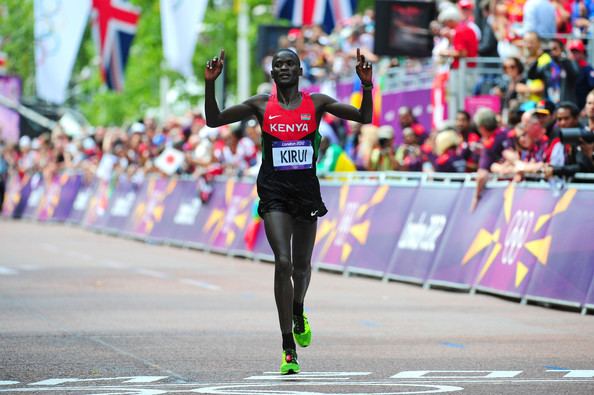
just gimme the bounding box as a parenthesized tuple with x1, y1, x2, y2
(205, 49, 225, 81)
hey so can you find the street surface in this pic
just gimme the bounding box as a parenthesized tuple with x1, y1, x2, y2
(1, 220, 593, 394)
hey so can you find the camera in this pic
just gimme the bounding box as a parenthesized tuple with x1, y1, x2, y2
(559, 127, 594, 144)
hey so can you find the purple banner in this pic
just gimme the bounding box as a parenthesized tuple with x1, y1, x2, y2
(193, 179, 258, 253)
(385, 185, 460, 282)
(314, 184, 378, 271)
(52, 174, 83, 222)
(524, 188, 594, 306)
(2, 174, 28, 218)
(69, 177, 98, 224)
(36, 174, 64, 222)
(21, 173, 44, 220)
(475, 185, 558, 297)
(102, 179, 140, 233)
(311, 184, 342, 269)
(426, 186, 504, 288)
(346, 185, 418, 276)
(314, 184, 417, 277)
(81, 179, 113, 230)
(124, 177, 178, 238)
(0, 76, 21, 144)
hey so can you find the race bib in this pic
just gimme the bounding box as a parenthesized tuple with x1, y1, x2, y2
(272, 140, 314, 171)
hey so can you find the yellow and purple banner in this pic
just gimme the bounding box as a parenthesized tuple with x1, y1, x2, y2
(4, 172, 594, 311)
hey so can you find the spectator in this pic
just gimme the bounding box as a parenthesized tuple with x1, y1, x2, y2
(493, 57, 528, 113)
(433, 129, 466, 172)
(399, 106, 428, 144)
(395, 127, 424, 171)
(546, 96, 594, 177)
(523, 32, 549, 104)
(567, 39, 594, 111)
(547, 39, 578, 104)
(369, 125, 397, 171)
(455, 110, 481, 171)
(522, 0, 556, 39)
(438, 5, 479, 71)
(472, 108, 511, 211)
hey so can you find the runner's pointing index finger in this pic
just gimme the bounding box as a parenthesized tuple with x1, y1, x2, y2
(219, 49, 225, 64)
(356, 48, 360, 64)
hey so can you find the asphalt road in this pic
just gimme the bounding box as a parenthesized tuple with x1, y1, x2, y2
(1, 220, 593, 395)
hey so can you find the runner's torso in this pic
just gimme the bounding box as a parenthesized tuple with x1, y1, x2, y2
(257, 92, 323, 208)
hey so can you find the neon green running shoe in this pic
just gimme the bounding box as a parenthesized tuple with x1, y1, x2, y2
(293, 313, 311, 348)
(280, 349, 300, 375)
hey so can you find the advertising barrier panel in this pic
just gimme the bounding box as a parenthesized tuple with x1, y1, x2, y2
(385, 184, 460, 283)
(68, 177, 96, 224)
(194, 179, 257, 254)
(21, 173, 44, 220)
(426, 186, 504, 288)
(82, 179, 115, 230)
(314, 184, 379, 272)
(474, 185, 559, 298)
(148, 179, 202, 244)
(124, 177, 178, 239)
(51, 174, 83, 222)
(2, 174, 28, 218)
(524, 188, 594, 307)
(101, 179, 141, 234)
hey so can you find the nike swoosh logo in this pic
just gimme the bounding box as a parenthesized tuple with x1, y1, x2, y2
(310, 210, 318, 216)
(268, 115, 282, 120)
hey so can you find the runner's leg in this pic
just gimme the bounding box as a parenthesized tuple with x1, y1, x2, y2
(263, 211, 294, 337)
(291, 218, 317, 306)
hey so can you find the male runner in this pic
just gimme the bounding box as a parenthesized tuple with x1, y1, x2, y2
(204, 48, 373, 374)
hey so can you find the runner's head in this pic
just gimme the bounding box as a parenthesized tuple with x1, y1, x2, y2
(271, 49, 302, 87)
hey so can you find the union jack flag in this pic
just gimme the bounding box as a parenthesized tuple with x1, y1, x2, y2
(276, 0, 356, 33)
(92, 0, 141, 91)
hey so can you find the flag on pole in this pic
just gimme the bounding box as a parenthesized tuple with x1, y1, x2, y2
(160, 0, 208, 78)
(275, 0, 356, 33)
(34, 0, 92, 104)
(91, 0, 141, 91)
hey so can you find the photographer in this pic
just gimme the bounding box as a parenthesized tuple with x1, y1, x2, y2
(369, 125, 397, 171)
(545, 96, 594, 178)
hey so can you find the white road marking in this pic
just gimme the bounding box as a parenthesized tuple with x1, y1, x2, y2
(19, 264, 40, 271)
(0, 381, 19, 385)
(547, 369, 594, 378)
(179, 278, 220, 291)
(0, 266, 18, 276)
(29, 376, 169, 386)
(193, 382, 465, 394)
(39, 243, 60, 253)
(246, 372, 372, 380)
(136, 269, 168, 279)
(102, 259, 128, 269)
(392, 371, 523, 379)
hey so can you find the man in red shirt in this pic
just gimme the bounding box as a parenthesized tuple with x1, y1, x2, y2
(438, 6, 478, 70)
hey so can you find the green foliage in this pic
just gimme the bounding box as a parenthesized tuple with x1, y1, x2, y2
(0, 0, 35, 95)
(4, 0, 377, 125)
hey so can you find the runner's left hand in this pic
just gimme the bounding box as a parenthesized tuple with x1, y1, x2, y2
(355, 48, 373, 86)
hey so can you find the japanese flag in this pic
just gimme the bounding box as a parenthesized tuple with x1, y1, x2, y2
(155, 148, 185, 175)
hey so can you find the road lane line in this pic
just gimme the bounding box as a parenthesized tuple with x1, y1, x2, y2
(179, 278, 220, 291)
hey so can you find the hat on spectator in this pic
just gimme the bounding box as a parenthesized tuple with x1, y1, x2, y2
(31, 138, 41, 150)
(568, 40, 585, 53)
(129, 122, 145, 134)
(19, 135, 31, 149)
(458, 0, 473, 9)
(378, 125, 395, 139)
(535, 99, 554, 116)
(435, 130, 461, 155)
(438, 6, 462, 23)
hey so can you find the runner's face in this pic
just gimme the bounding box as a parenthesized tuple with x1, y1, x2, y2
(271, 51, 302, 87)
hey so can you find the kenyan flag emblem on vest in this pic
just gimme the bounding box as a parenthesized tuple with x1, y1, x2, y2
(301, 114, 311, 121)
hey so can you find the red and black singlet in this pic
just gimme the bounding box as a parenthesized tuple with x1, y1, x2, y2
(257, 92, 326, 218)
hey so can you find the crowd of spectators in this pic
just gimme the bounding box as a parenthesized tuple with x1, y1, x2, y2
(2, 0, 594, 212)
